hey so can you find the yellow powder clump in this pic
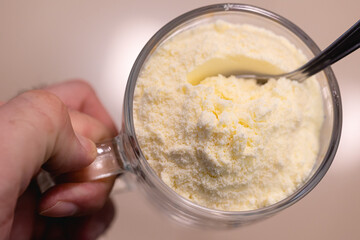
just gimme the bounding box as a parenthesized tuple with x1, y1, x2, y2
(133, 21, 324, 211)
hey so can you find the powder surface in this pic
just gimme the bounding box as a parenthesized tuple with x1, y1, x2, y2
(133, 21, 324, 211)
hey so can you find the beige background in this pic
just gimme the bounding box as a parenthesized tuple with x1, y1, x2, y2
(1, 0, 360, 239)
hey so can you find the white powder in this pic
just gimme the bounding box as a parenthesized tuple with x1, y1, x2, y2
(133, 21, 324, 211)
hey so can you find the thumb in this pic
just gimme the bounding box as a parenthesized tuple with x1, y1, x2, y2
(0, 90, 96, 238)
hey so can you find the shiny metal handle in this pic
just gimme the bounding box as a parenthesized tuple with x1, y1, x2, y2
(294, 19, 360, 80)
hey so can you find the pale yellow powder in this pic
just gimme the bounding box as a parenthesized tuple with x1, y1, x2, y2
(133, 21, 324, 211)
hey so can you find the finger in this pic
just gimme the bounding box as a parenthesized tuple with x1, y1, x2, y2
(0, 90, 96, 238)
(38, 108, 117, 218)
(45, 80, 117, 135)
(69, 110, 114, 140)
(10, 90, 97, 175)
(10, 181, 40, 240)
(38, 178, 115, 217)
(38, 199, 115, 240)
(73, 199, 115, 240)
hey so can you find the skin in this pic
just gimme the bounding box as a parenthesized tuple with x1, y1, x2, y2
(0, 80, 118, 240)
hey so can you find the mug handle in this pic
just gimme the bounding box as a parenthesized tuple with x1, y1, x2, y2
(37, 137, 125, 192)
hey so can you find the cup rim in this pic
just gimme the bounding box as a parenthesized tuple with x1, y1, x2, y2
(122, 3, 342, 221)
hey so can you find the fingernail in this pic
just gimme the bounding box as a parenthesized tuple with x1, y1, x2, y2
(40, 201, 79, 217)
(76, 134, 97, 158)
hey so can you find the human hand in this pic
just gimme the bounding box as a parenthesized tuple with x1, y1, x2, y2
(0, 80, 118, 240)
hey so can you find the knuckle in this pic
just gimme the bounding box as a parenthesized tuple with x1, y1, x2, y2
(19, 90, 69, 131)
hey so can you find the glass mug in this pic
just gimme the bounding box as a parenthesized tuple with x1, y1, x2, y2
(48, 3, 342, 228)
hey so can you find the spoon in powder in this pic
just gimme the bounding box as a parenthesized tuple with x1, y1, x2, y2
(235, 20, 360, 83)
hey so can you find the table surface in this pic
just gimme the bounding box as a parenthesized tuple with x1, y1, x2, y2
(1, 0, 360, 239)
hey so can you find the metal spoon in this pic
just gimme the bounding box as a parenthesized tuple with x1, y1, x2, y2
(236, 20, 360, 83)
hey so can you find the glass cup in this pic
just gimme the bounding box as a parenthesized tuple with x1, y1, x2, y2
(51, 3, 342, 228)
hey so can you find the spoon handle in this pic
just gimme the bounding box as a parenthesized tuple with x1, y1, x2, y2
(298, 19, 360, 79)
